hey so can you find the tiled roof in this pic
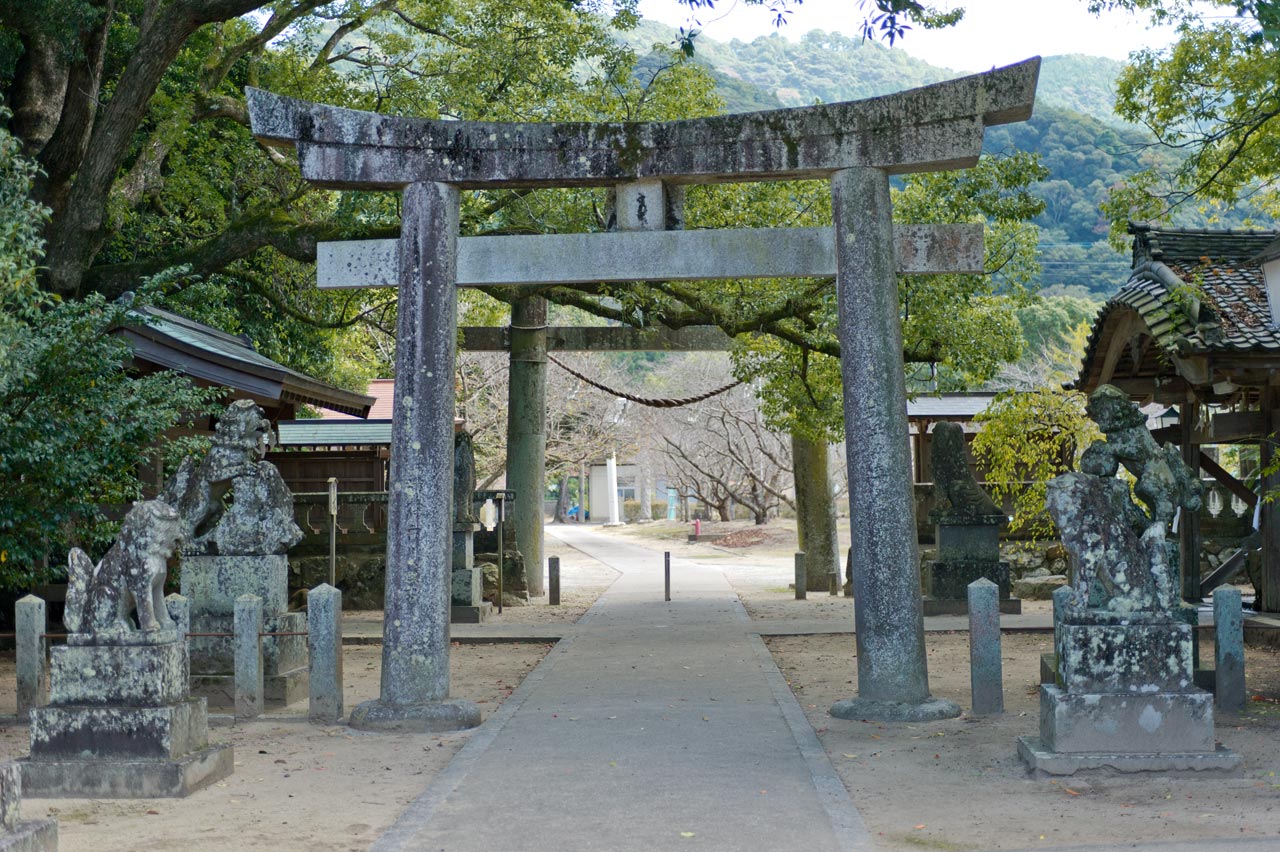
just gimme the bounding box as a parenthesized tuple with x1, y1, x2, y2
(1124, 224, 1280, 353)
(1079, 225, 1280, 389)
(120, 306, 375, 416)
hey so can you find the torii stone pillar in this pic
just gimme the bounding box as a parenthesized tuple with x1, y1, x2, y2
(246, 57, 1038, 725)
(830, 168, 958, 720)
(348, 182, 480, 731)
(506, 295, 547, 597)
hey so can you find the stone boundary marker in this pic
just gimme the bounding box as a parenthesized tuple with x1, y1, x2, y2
(1214, 588, 1245, 711)
(967, 579, 1004, 716)
(14, 597, 45, 721)
(234, 595, 265, 719)
(308, 584, 344, 723)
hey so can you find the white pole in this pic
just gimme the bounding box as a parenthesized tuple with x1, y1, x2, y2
(606, 453, 622, 525)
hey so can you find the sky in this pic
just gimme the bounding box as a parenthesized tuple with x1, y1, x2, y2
(634, 0, 1205, 72)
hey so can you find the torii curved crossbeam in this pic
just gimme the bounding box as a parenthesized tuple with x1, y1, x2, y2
(246, 58, 1038, 189)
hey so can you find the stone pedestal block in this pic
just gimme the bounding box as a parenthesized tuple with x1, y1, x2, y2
(1039, 684, 1216, 754)
(21, 744, 234, 799)
(451, 567, 483, 606)
(452, 524, 478, 573)
(931, 517, 1003, 562)
(922, 559, 1020, 615)
(181, 554, 289, 616)
(30, 700, 207, 760)
(49, 641, 187, 707)
(1056, 622, 1194, 694)
(22, 637, 233, 799)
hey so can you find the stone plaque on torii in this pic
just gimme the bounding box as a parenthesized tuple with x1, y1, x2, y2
(247, 57, 1040, 729)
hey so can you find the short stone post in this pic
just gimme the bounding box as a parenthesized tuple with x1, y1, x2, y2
(967, 579, 1003, 716)
(15, 596, 46, 720)
(548, 556, 561, 606)
(829, 571, 839, 596)
(1213, 587, 1245, 711)
(794, 552, 807, 600)
(234, 594, 264, 719)
(308, 584, 344, 724)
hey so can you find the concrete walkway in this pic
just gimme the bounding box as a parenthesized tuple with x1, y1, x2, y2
(372, 524, 872, 852)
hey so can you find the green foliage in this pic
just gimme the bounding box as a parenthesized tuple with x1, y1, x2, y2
(0, 289, 222, 585)
(1088, 2, 1280, 232)
(971, 388, 1101, 538)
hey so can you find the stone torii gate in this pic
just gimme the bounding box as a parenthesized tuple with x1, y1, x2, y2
(247, 58, 1040, 730)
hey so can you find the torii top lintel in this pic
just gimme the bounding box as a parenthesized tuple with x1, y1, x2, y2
(246, 58, 1039, 191)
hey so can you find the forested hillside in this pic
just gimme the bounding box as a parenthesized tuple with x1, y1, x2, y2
(626, 21, 1274, 301)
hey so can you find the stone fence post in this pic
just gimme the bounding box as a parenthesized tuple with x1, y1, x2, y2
(235, 594, 264, 719)
(15, 596, 46, 720)
(307, 584, 343, 724)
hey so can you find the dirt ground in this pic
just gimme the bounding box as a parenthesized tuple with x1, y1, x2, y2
(0, 534, 622, 852)
(0, 643, 549, 852)
(769, 633, 1280, 851)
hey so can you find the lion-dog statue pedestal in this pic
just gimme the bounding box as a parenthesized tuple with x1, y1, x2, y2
(1018, 385, 1239, 775)
(20, 501, 233, 798)
(167, 400, 306, 708)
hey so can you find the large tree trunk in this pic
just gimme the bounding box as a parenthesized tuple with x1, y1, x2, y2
(792, 432, 839, 589)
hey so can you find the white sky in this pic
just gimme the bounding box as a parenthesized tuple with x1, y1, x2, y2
(635, 0, 1216, 72)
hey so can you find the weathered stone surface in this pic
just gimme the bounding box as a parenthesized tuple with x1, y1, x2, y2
(21, 743, 234, 799)
(234, 595, 264, 719)
(318, 225, 985, 290)
(181, 554, 290, 617)
(307, 584, 344, 724)
(451, 526, 475, 574)
(0, 763, 56, 851)
(165, 400, 302, 557)
(926, 559, 1011, 600)
(290, 552, 385, 610)
(968, 579, 1003, 716)
(65, 500, 179, 640)
(830, 166, 957, 722)
(347, 698, 481, 733)
(15, 597, 45, 721)
(1213, 587, 1246, 711)
(246, 59, 1040, 188)
(163, 594, 190, 647)
(478, 553, 529, 603)
(1056, 622, 1194, 694)
(30, 701, 207, 760)
(1039, 685, 1216, 754)
(346, 182, 478, 733)
(1012, 575, 1068, 601)
(0, 764, 17, 831)
(451, 568, 482, 607)
(934, 524, 1002, 564)
(1017, 736, 1240, 776)
(1022, 384, 1233, 774)
(48, 641, 187, 707)
(453, 432, 477, 524)
(930, 422, 1001, 523)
